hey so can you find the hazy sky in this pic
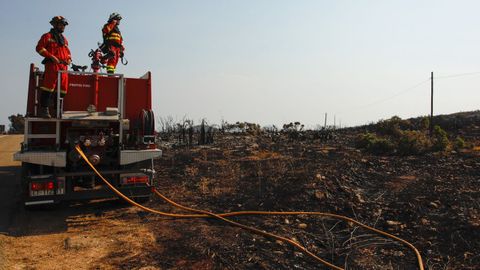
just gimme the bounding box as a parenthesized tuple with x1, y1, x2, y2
(1, 1, 479, 128)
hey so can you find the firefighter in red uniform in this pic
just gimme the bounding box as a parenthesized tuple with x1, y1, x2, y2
(36, 16, 71, 118)
(102, 13, 124, 74)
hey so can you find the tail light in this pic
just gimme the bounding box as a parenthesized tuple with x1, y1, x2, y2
(30, 181, 54, 196)
(31, 182, 51, 191)
(29, 177, 65, 197)
(47, 182, 54, 190)
(120, 174, 149, 185)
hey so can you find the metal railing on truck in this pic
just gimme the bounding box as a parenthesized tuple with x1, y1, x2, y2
(25, 69, 127, 149)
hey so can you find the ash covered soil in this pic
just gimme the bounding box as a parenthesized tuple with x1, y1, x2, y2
(2, 125, 480, 270)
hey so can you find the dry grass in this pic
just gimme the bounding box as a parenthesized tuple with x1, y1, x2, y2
(243, 150, 284, 161)
(0, 235, 6, 270)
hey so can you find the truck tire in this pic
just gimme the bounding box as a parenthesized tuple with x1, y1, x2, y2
(134, 195, 151, 204)
(20, 162, 31, 209)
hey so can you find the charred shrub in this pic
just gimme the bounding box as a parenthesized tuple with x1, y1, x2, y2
(281, 122, 305, 140)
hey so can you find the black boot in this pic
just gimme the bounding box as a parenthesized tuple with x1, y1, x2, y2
(38, 106, 51, 118)
(39, 91, 53, 118)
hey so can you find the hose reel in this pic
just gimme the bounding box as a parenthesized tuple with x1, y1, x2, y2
(140, 109, 155, 144)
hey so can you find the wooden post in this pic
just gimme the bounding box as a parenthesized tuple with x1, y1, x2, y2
(324, 113, 327, 129)
(430, 71, 434, 137)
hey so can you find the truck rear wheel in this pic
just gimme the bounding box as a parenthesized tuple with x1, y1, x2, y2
(21, 162, 33, 210)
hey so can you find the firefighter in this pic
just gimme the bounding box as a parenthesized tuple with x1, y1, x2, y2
(36, 16, 71, 118)
(102, 12, 124, 74)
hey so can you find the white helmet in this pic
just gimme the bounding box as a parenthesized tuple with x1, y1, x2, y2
(108, 12, 122, 22)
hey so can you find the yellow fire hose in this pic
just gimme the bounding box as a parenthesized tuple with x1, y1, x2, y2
(75, 145, 424, 270)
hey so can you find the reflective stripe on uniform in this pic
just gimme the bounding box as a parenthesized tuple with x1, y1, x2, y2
(106, 65, 115, 72)
(40, 87, 67, 94)
(38, 48, 49, 57)
(106, 33, 122, 42)
(40, 86, 54, 92)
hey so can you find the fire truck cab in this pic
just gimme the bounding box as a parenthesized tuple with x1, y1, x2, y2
(14, 64, 161, 207)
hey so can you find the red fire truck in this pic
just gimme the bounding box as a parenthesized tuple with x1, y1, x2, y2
(14, 64, 161, 207)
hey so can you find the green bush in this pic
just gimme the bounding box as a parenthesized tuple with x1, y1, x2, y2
(369, 138, 395, 154)
(418, 116, 430, 131)
(355, 133, 377, 149)
(454, 136, 466, 150)
(431, 125, 450, 152)
(376, 116, 411, 137)
(355, 133, 395, 154)
(376, 117, 401, 136)
(397, 130, 430, 155)
(356, 122, 455, 155)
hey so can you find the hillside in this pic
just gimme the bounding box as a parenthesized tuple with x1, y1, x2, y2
(2, 111, 479, 269)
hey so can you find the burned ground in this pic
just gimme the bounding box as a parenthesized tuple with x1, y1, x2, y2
(141, 131, 479, 269)
(1, 119, 480, 269)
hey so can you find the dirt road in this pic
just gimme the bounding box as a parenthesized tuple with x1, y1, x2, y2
(0, 135, 164, 270)
(0, 135, 23, 232)
(0, 135, 22, 270)
(0, 135, 222, 270)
